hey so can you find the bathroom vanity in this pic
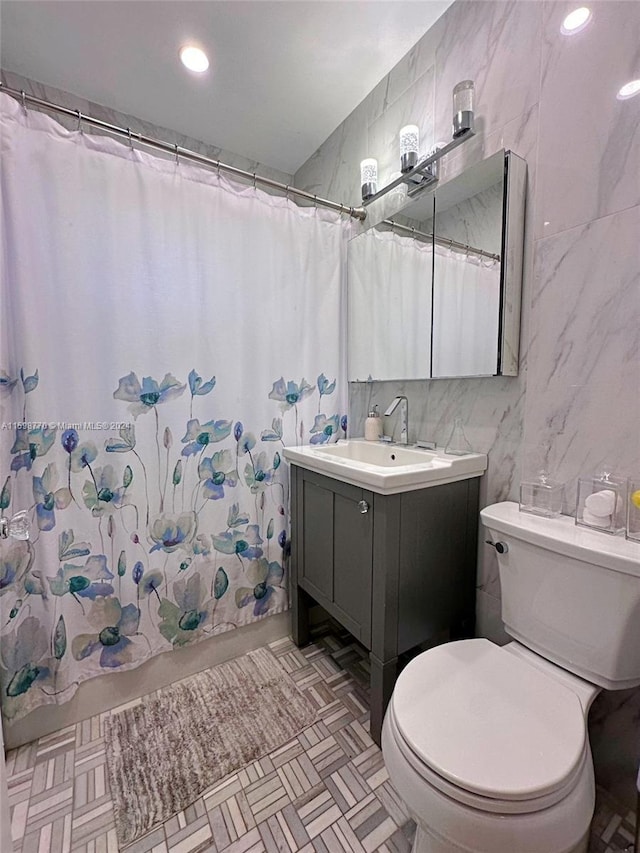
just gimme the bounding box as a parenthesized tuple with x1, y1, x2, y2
(284, 440, 487, 744)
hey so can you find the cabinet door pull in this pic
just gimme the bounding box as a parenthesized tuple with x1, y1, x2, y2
(358, 500, 369, 514)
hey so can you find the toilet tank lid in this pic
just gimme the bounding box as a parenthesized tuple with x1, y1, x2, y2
(481, 501, 640, 578)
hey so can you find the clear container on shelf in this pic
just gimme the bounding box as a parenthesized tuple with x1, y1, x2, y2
(626, 478, 640, 543)
(575, 470, 627, 535)
(444, 417, 473, 456)
(519, 472, 564, 518)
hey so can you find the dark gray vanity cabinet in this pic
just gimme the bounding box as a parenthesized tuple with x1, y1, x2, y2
(293, 471, 374, 646)
(290, 465, 480, 745)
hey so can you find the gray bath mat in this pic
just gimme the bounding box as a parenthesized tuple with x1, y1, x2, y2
(104, 647, 316, 847)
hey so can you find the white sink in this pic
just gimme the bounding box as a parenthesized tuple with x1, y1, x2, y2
(283, 439, 487, 495)
(315, 442, 439, 467)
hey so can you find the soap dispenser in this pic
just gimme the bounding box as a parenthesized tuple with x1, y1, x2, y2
(364, 405, 383, 441)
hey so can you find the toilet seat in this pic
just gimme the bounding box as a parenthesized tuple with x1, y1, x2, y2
(386, 701, 590, 815)
(390, 639, 588, 814)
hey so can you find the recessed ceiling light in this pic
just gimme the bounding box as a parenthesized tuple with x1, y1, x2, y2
(617, 79, 640, 101)
(179, 45, 209, 74)
(561, 7, 592, 35)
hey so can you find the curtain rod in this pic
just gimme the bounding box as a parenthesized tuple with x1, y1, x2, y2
(382, 219, 501, 262)
(0, 83, 367, 222)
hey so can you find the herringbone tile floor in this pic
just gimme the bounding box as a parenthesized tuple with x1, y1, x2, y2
(5, 628, 637, 852)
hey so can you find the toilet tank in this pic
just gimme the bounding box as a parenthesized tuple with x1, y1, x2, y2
(480, 501, 640, 690)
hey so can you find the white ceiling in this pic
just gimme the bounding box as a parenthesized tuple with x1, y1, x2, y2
(0, 0, 452, 175)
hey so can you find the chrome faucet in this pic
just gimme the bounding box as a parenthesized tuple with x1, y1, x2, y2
(384, 396, 409, 445)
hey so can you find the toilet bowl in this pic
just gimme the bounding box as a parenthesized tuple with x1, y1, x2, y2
(381, 501, 640, 853)
(382, 640, 596, 853)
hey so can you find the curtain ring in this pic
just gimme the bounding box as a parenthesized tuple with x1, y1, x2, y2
(252, 173, 257, 189)
(285, 185, 290, 200)
(216, 160, 221, 177)
(127, 128, 134, 150)
(76, 109, 83, 133)
(20, 90, 27, 113)
(313, 195, 318, 209)
(174, 143, 179, 165)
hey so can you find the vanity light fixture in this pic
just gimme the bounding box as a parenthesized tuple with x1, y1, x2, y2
(560, 7, 592, 35)
(179, 45, 210, 73)
(360, 159, 378, 200)
(388, 172, 407, 199)
(617, 79, 640, 100)
(399, 125, 420, 173)
(453, 80, 475, 137)
(360, 81, 476, 204)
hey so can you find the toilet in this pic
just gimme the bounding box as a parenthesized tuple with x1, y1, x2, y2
(382, 500, 640, 853)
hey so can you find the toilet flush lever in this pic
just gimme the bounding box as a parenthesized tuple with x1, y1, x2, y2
(485, 539, 508, 554)
(358, 500, 369, 514)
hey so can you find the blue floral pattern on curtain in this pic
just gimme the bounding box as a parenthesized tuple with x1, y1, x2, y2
(0, 368, 345, 719)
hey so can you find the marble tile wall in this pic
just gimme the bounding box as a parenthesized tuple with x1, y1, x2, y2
(295, 0, 640, 807)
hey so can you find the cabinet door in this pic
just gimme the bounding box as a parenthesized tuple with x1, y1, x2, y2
(298, 470, 373, 647)
(333, 491, 373, 646)
(300, 474, 335, 602)
(396, 479, 478, 653)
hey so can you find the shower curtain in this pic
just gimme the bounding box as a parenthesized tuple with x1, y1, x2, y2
(0, 93, 347, 721)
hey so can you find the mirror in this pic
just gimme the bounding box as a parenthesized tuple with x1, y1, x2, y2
(347, 149, 526, 380)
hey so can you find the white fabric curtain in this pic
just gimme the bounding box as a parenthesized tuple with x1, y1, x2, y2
(0, 93, 346, 721)
(348, 227, 432, 380)
(432, 245, 500, 377)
